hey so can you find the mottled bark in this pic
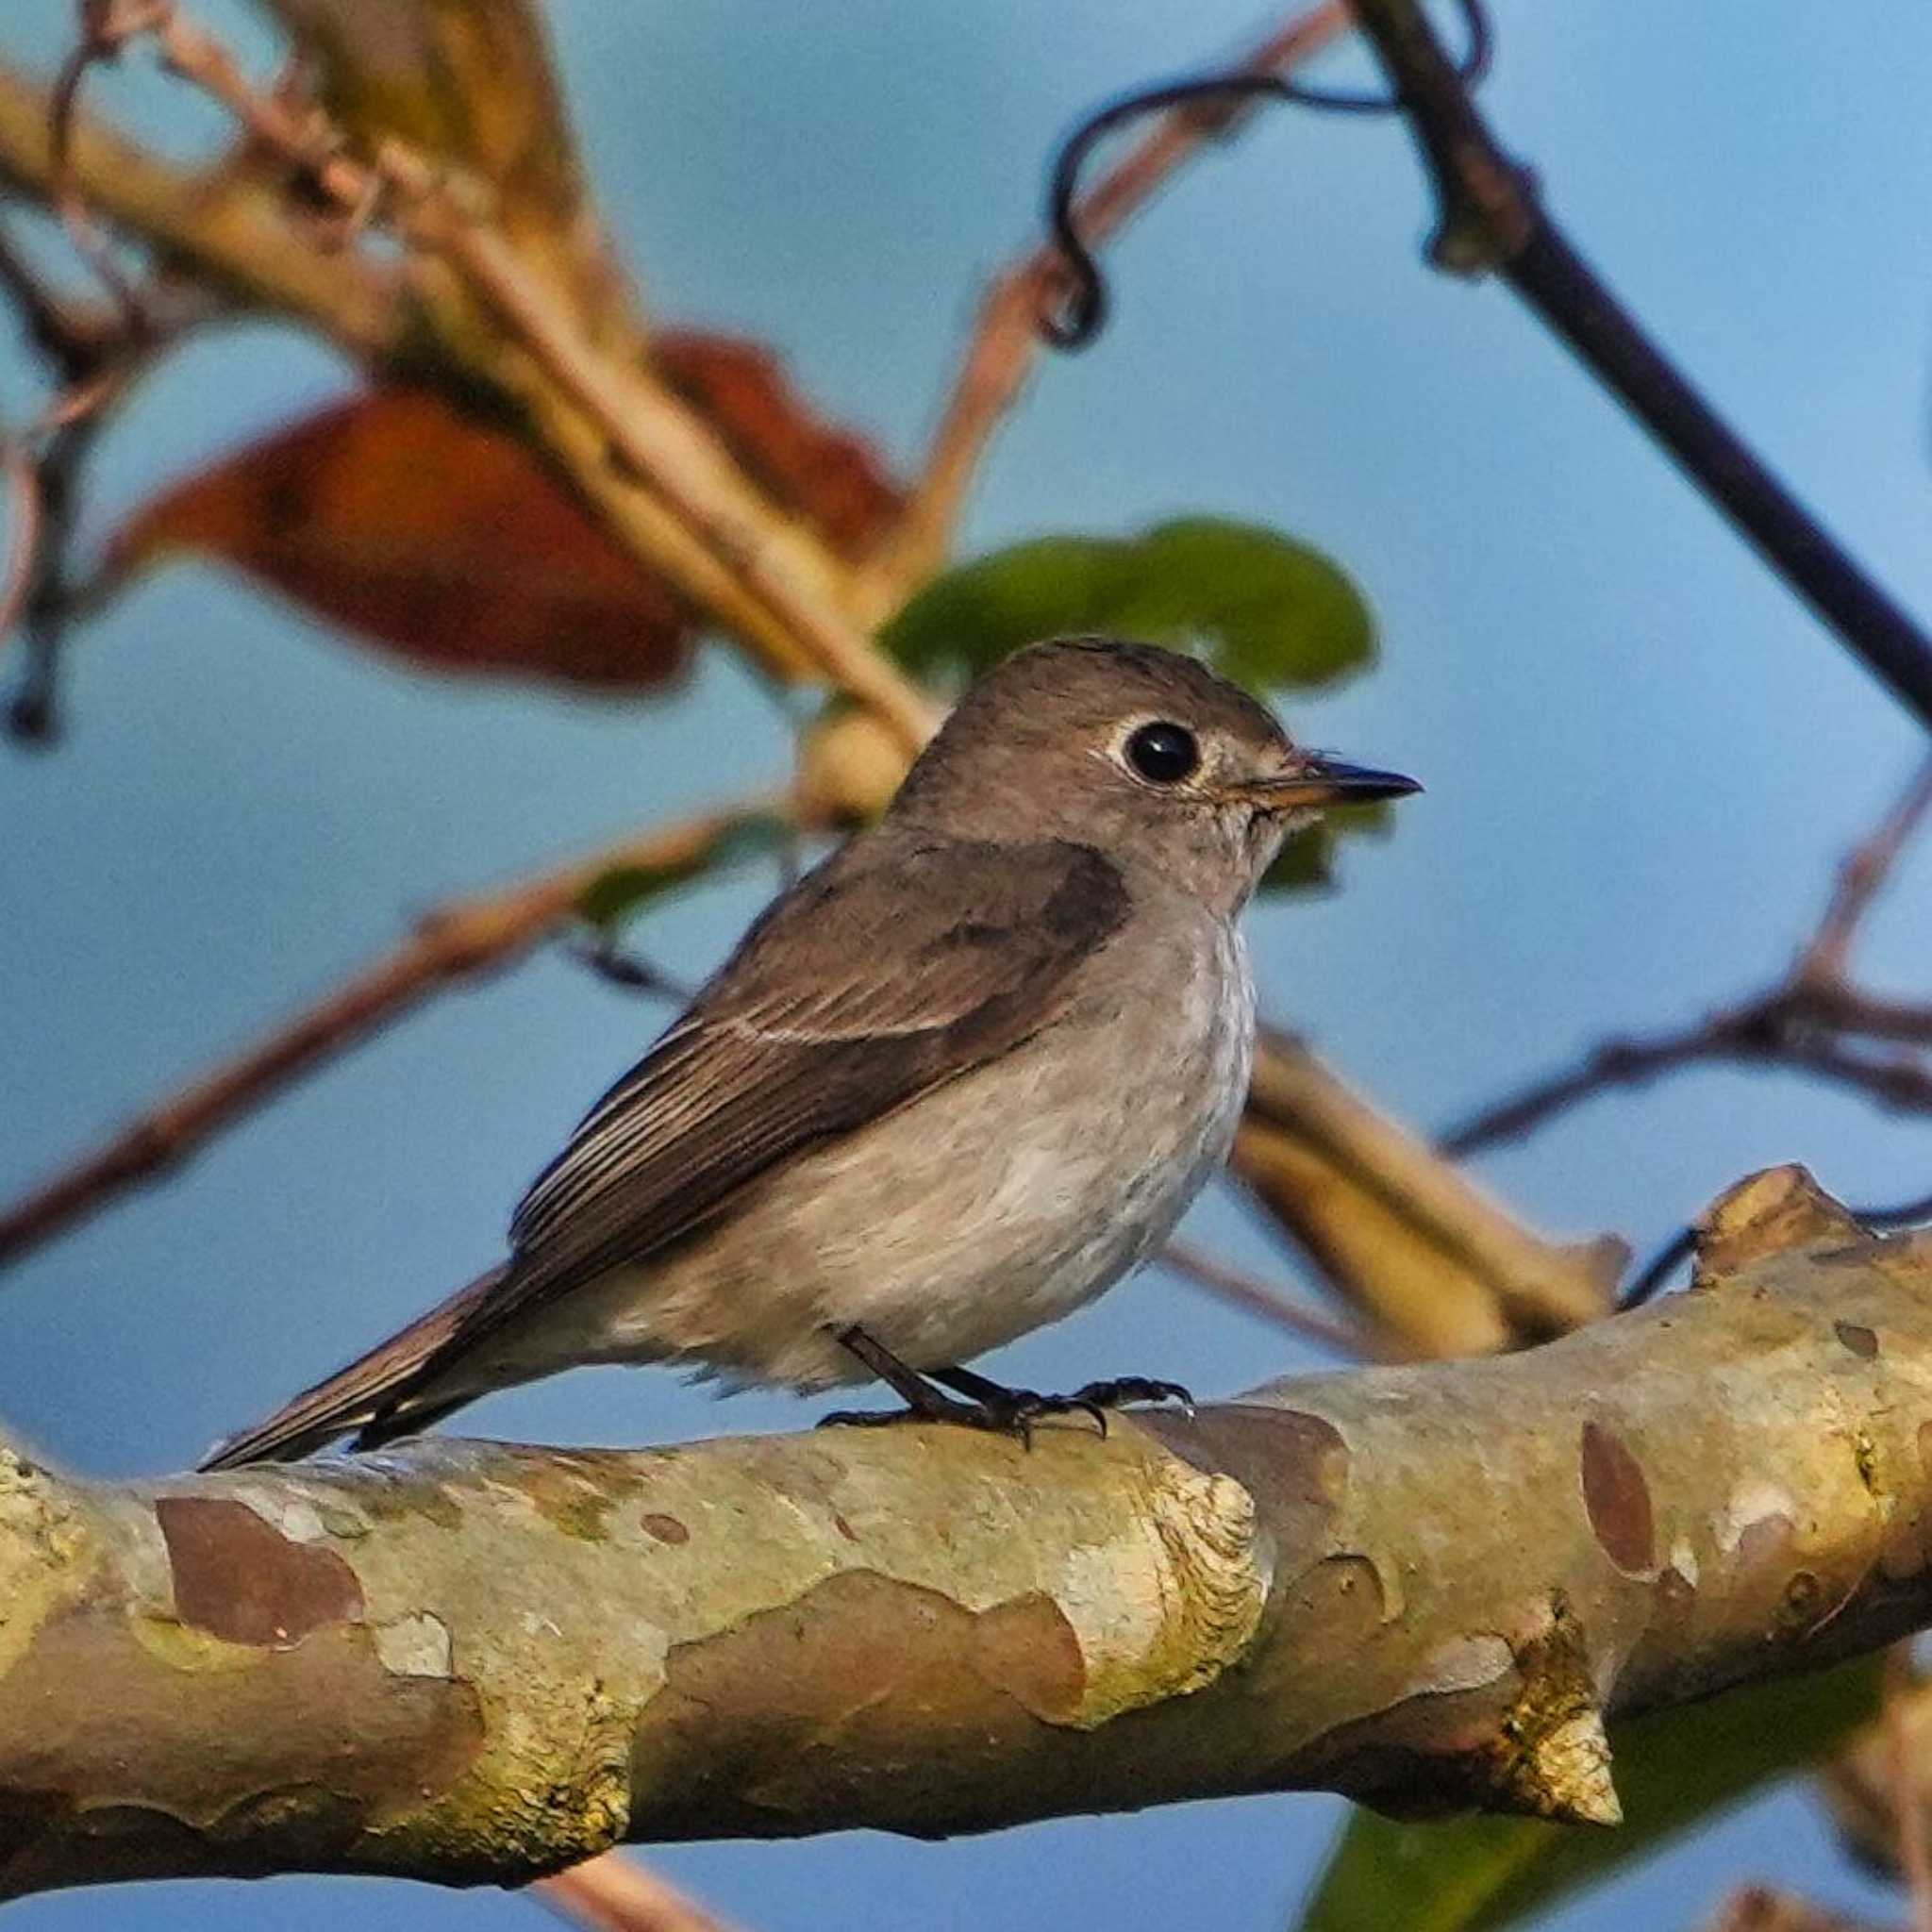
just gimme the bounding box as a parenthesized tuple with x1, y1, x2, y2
(4, 1166, 1930, 1899)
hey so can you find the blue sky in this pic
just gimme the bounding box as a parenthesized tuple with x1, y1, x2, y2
(3, 2, 1930, 1926)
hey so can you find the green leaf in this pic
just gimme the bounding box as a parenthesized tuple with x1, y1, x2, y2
(575, 810, 791, 931)
(879, 517, 1374, 697)
(1296, 1657, 1883, 1932)
(1113, 520, 1374, 691)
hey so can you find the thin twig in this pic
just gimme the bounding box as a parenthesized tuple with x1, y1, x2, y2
(1799, 756, 1932, 985)
(1439, 1017, 1735, 1157)
(535, 1852, 742, 1932)
(1443, 755, 1932, 1158)
(44, 0, 164, 328)
(1158, 1236, 1373, 1357)
(1037, 1, 1932, 729)
(1443, 986, 1932, 1157)
(0, 219, 110, 370)
(0, 209, 167, 735)
(0, 59, 402, 356)
(1623, 1181, 1932, 1311)
(0, 801, 787, 1271)
(871, 1, 1350, 602)
(408, 192, 941, 751)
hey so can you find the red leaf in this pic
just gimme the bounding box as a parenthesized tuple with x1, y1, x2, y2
(104, 385, 691, 689)
(99, 336, 904, 691)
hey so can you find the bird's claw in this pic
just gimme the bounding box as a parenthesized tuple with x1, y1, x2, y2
(818, 1390, 1090, 1446)
(818, 1393, 989, 1432)
(819, 1375, 1193, 1445)
(1068, 1375, 1196, 1419)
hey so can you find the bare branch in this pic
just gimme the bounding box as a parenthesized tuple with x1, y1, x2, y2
(45, 0, 170, 330)
(123, 4, 940, 752)
(0, 424, 40, 641)
(1241, 1028, 1621, 1349)
(0, 800, 791, 1268)
(0, 6, 1624, 1370)
(536, 1854, 742, 1932)
(1157, 1235, 1373, 1358)
(1799, 757, 1932, 987)
(870, 1, 1352, 604)
(1441, 758, 1932, 1159)
(0, 59, 402, 356)
(1, 1167, 1925, 1895)
(1338, 0, 1932, 733)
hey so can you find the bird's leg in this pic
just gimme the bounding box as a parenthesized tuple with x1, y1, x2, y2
(930, 1364, 1108, 1437)
(819, 1332, 1186, 1441)
(820, 1327, 1009, 1432)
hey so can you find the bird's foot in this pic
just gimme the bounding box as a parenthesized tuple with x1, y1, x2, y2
(819, 1390, 1008, 1434)
(824, 1329, 1191, 1445)
(1065, 1374, 1195, 1418)
(818, 1385, 1099, 1447)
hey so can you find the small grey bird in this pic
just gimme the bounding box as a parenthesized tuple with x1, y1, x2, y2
(204, 637, 1416, 1467)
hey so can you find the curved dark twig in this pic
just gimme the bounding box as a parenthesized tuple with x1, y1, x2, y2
(1041, 1, 1491, 347)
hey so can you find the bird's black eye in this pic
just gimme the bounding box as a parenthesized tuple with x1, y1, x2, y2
(1124, 720, 1200, 785)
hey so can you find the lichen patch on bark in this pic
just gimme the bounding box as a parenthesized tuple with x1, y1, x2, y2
(1482, 1596, 1621, 1825)
(373, 1612, 453, 1678)
(1055, 1453, 1265, 1724)
(0, 1448, 85, 1681)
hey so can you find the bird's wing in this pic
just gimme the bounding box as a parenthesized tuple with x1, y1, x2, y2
(432, 836, 1130, 1365)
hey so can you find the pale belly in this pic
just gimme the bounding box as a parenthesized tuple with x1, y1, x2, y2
(470, 918, 1255, 1395)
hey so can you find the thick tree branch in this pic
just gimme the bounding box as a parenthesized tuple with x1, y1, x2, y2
(3, 1166, 1927, 1895)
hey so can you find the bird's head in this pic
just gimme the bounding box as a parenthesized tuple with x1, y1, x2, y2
(886, 635, 1420, 913)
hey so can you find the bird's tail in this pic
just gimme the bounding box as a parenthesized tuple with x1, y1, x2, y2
(198, 1264, 508, 1470)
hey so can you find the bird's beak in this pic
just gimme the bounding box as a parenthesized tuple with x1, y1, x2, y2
(1233, 753, 1422, 812)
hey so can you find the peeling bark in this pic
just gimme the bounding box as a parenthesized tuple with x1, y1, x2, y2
(4, 1166, 1931, 1897)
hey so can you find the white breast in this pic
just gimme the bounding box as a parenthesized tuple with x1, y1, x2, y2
(794, 910, 1257, 1376)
